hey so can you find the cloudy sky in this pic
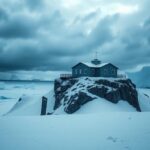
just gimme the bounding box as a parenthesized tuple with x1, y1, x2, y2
(0, 0, 150, 80)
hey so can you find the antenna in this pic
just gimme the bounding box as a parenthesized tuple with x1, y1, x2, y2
(91, 50, 101, 65)
(95, 50, 98, 60)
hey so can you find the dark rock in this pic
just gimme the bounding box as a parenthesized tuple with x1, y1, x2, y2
(54, 77, 141, 113)
(65, 92, 95, 114)
(88, 85, 108, 98)
(88, 79, 141, 111)
(105, 90, 120, 103)
(90, 79, 140, 111)
(18, 98, 22, 102)
(47, 112, 53, 115)
(72, 88, 77, 91)
(70, 78, 78, 85)
(144, 93, 149, 98)
(54, 78, 78, 110)
(41, 96, 48, 115)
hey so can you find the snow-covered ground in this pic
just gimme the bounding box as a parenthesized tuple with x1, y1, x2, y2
(0, 81, 53, 115)
(0, 81, 150, 150)
(1, 113, 150, 150)
(1, 81, 150, 116)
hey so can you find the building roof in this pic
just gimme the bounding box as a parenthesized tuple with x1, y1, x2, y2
(72, 62, 118, 69)
(82, 62, 109, 68)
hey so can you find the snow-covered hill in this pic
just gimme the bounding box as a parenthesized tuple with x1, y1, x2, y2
(1, 79, 150, 150)
(4, 77, 150, 116)
(53, 77, 141, 114)
(6, 90, 55, 116)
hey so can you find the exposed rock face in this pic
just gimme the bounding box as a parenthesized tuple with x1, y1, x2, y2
(88, 79, 140, 111)
(54, 77, 141, 114)
(64, 92, 96, 114)
(54, 78, 78, 110)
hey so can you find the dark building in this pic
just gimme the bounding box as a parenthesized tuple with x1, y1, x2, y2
(72, 59, 118, 78)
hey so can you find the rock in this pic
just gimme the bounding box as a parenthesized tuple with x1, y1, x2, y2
(41, 96, 48, 115)
(88, 85, 108, 98)
(47, 112, 53, 115)
(65, 92, 95, 114)
(18, 98, 22, 102)
(53, 77, 141, 113)
(89, 79, 140, 111)
(54, 78, 78, 110)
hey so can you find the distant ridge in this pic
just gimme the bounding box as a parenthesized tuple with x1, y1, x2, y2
(0, 79, 54, 82)
(128, 66, 150, 88)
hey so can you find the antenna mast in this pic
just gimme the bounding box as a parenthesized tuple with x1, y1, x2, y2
(91, 50, 101, 65)
(95, 50, 98, 59)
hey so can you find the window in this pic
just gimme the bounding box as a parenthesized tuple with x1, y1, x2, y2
(80, 69, 82, 74)
(75, 69, 78, 74)
(73, 69, 77, 74)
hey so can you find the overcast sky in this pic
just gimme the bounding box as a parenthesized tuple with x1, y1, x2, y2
(0, 0, 150, 80)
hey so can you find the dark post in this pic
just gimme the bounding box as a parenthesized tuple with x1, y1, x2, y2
(41, 96, 47, 115)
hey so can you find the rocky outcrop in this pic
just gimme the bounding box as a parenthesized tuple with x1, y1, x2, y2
(88, 79, 140, 111)
(64, 92, 96, 114)
(54, 78, 78, 110)
(54, 77, 141, 114)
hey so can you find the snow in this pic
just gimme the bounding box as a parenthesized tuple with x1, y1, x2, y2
(0, 81, 150, 150)
(0, 81, 53, 116)
(0, 99, 17, 116)
(137, 88, 150, 111)
(1, 79, 150, 116)
(53, 77, 138, 114)
(45, 90, 55, 114)
(6, 95, 42, 116)
(82, 62, 109, 68)
(0, 113, 150, 150)
(54, 97, 137, 115)
(5, 89, 55, 116)
(117, 70, 128, 78)
(76, 99, 137, 114)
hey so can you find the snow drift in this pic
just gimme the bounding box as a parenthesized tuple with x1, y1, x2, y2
(5, 77, 150, 116)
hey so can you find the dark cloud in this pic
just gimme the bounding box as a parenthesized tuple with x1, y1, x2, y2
(0, 19, 36, 39)
(117, 17, 150, 69)
(0, 0, 149, 76)
(0, 8, 8, 20)
(0, 9, 117, 72)
(0, 8, 38, 39)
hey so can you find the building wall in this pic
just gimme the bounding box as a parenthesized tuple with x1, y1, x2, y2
(72, 63, 117, 78)
(72, 64, 91, 77)
(90, 68, 100, 77)
(100, 64, 117, 77)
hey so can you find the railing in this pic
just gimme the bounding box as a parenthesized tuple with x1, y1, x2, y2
(60, 74, 72, 79)
(117, 74, 127, 79)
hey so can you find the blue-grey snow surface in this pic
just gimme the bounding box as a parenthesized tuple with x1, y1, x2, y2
(0, 81, 53, 115)
(0, 113, 150, 150)
(1, 81, 150, 150)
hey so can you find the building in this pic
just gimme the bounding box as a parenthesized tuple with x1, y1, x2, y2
(72, 59, 118, 78)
